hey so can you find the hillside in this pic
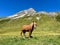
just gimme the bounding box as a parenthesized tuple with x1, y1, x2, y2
(0, 13, 60, 35)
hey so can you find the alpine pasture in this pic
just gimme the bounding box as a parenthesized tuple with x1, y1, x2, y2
(0, 14, 60, 45)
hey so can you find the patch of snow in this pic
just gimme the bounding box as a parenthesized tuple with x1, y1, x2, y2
(7, 14, 18, 18)
(36, 17, 41, 20)
(12, 14, 26, 19)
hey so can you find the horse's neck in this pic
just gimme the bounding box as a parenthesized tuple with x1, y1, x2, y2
(30, 23, 34, 29)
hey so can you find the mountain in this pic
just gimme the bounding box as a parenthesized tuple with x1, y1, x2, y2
(7, 8, 36, 19)
(48, 12, 58, 16)
(0, 8, 58, 20)
(38, 11, 58, 16)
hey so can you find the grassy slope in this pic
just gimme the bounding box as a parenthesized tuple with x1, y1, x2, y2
(0, 14, 60, 35)
(0, 14, 60, 45)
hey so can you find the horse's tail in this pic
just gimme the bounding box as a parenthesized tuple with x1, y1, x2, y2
(20, 31, 22, 37)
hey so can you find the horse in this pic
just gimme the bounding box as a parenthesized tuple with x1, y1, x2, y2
(20, 21, 37, 38)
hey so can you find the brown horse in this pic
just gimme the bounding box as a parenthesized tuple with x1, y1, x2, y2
(20, 21, 37, 38)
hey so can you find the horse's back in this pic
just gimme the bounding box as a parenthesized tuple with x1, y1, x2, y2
(22, 25, 32, 30)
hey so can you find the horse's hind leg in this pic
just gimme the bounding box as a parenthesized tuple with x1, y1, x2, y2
(23, 31, 26, 38)
(20, 31, 22, 37)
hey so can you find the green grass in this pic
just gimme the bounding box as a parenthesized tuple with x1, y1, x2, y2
(0, 35, 60, 45)
(0, 14, 60, 45)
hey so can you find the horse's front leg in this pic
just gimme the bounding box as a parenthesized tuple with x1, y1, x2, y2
(29, 31, 33, 38)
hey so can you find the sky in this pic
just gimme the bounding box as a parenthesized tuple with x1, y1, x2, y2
(0, 0, 60, 17)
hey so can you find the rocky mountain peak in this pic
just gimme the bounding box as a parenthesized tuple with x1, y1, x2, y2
(7, 8, 36, 19)
(7, 8, 58, 20)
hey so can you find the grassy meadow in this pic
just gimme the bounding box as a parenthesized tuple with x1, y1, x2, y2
(0, 14, 60, 45)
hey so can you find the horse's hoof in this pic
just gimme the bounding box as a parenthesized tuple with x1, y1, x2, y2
(30, 36, 33, 38)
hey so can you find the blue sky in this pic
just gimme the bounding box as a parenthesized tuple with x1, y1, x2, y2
(0, 0, 60, 17)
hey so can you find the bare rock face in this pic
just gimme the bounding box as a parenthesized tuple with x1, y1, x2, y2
(7, 8, 36, 19)
(48, 12, 58, 16)
(38, 11, 48, 15)
(38, 11, 58, 16)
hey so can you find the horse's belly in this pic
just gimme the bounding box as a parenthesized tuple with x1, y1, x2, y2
(22, 30, 30, 32)
(26, 30, 29, 32)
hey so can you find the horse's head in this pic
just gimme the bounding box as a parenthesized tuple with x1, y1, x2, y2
(33, 21, 37, 28)
(30, 21, 37, 28)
